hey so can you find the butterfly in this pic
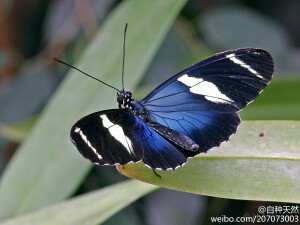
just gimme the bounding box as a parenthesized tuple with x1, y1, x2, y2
(55, 24, 274, 171)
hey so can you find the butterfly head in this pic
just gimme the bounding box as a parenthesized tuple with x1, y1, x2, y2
(117, 91, 133, 109)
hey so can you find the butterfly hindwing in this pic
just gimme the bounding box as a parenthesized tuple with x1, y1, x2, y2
(141, 48, 273, 153)
(70, 109, 188, 170)
(147, 110, 241, 153)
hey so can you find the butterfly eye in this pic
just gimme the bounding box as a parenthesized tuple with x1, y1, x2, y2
(117, 92, 125, 104)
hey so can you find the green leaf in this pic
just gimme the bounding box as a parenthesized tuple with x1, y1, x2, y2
(0, 180, 158, 225)
(0, 0, 187, 220)
(119, 121, 300, 203)
(240, 78, 300, 120)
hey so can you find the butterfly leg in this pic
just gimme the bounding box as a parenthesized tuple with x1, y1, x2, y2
(152, 169, 161, 178)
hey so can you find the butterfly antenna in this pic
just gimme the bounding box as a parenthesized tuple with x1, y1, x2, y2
(53, 58, 121, 92)
(122, 23, 128, 92)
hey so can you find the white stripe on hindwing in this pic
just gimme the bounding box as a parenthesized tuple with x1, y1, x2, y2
(226, 53, 263, 79)
(178, 74, 233, 104)
(100, 114, 134, 154)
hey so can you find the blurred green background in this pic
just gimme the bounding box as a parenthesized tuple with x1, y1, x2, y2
(0, 0, 299, 224)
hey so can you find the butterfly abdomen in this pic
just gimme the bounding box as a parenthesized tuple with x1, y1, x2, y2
(148, 122, 199, 151)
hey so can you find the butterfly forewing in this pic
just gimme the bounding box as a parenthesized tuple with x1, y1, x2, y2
(70, 109, 143, 165)
(70, 109, 188, 170)
(141, 48, 273, 153)
(142, 49, 273, 111)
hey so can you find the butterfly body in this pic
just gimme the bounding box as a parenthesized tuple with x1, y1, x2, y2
(117, 90, 200, 151)
(70, 48, 274, 170)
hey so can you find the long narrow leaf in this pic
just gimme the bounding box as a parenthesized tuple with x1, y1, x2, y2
(0, 180, 157, 225)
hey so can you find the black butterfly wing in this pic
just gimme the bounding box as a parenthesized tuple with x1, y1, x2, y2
(70, 109, 187, 170)
(141, 48, 274, 153)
